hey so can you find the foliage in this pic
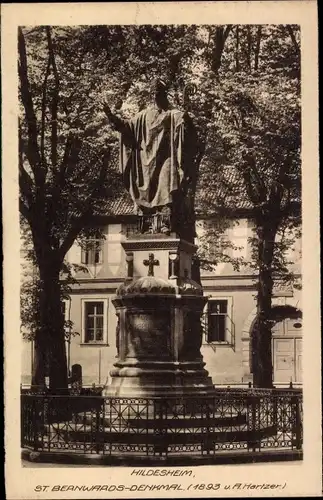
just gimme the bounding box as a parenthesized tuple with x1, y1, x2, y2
(19, 26, 125, 389)
(19, 27, 124, 252)
(196, 218, 246, 272)
(20, 221, 82, 342)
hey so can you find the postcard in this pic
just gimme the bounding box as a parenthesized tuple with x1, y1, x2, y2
(2, 1, 321, 498)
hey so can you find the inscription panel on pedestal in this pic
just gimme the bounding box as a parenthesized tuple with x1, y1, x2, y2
(125, 311, 171, 359)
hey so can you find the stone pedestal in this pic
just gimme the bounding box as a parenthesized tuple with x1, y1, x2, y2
(104, 234, 213, 397)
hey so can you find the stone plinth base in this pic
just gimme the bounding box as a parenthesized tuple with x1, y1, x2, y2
(104, 361, 214, 397)
(104, 289, 213, 398)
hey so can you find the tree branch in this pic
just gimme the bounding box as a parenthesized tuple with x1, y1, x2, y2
(19, 162, 34, 206)
(57, 216, 87, 263)
(279, 200, 302, 220)
(40, 55, 52, 167)
(19, 198, 31, 223)
(57, 134, 83, 186)
(238, 156, 267, 206)
(19, 121, 35, 208)
(286, 26, 300, 56)
(235, 26, 240, 72)
(18, 27, 43, 181)
(224, 25, 233, 41)
(58, 134, 73, 182)
(58, 149, 111, 261)
(268, 160, 287, 209)
(254, 26, 262, 70)
(211, 25, 232, 75)
(46, 27, 60, 169)
(246, 26, 252, 71)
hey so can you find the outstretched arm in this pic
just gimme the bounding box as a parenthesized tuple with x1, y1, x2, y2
(103, 102, 128, 133)
(103, 102, 137, 148)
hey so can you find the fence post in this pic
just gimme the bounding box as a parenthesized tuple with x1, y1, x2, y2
(247, 393, 259, 452)
(154, 397, 167, 456)
(95, 399, 102, 455)
(43, 397, 49, 452)
(33, 396, 39, 451)
(273, 391, 278, 428)
(205, 395, 211, 456)
(252, 395, 257, 451)
(293, 394, 302, 450)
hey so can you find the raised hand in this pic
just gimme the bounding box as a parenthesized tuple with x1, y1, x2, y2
(102, 100, 129, 137)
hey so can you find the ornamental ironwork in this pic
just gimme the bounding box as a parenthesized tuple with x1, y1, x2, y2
(21, 390, 302, 460)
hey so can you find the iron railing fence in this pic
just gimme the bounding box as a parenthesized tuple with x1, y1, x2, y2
(21, 390, 302, 458)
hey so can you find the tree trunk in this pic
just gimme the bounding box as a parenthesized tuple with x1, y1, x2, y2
(38, 258, 68, 393)
(246, 26, 252, 71)
(31, 330, 47, 391)
(191, 254, 202, 286)
(211, 26, 232, 75)
(254, 26, 262, 70)
(252, 222, 276, 388)
(286, 26, 300, 57)
(235, 26, 240, 72)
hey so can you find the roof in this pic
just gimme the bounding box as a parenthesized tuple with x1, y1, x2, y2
(195, 167, 252, 215)
(104, 193, 135, 216)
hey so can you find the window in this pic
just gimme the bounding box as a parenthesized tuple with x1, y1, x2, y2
(81, 238, 103, 265)
(207, 300, 227, 342)
(203, 298, 234, 345)
(85, 302, 103, 342)
(82, 299, 108, 344)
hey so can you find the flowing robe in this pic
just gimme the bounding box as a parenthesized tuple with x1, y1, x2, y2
(118, 105, 196, 211)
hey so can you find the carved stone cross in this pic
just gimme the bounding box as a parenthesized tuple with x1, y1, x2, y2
(143, 253, 159, 277)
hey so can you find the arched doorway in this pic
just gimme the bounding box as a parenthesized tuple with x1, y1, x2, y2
(250, 306, 302, 386)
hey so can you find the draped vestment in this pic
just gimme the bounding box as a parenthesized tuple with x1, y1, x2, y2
(119, 105, 196, 211)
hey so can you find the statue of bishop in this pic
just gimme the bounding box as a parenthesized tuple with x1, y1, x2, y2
(103, 79, 198, 240)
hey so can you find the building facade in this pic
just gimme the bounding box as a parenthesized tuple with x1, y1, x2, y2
(21, 201, 302, 388)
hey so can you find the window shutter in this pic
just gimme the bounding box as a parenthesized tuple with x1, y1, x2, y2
(226, 300, 235, 347)
(94, 240, 103, 264)
(201, 310, 208, 343)
(80, 239, 103, 265)
(88, 241, 94, 265)
(81, 247, 87, 265)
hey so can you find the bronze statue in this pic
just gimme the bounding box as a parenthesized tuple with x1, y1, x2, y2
(103, 79, 198, 239)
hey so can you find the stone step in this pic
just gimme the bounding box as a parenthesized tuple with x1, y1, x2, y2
(74, 410, 248, 426)
(43, 418, 249, 435)
(78, 414, 248, 429)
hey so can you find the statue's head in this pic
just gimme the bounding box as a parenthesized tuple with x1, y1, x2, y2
(151, 78, 169, 109)
(151, 78, 168, 94)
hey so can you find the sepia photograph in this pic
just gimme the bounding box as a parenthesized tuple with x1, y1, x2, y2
(19, 21, 303, 466)
(2, 1, 320, 498)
